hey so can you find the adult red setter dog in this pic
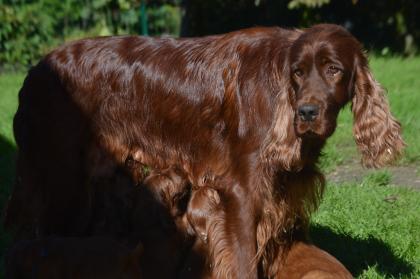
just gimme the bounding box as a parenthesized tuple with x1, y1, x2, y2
(5, 24, 404, 278)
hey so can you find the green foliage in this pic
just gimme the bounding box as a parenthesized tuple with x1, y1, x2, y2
(148, 4, 181, 35)
(182, 0, 420, 56)
(288, 0, 330, 9)
(2, 0, 420, 68)
(0, 3, 56, 68)
(0, 0, 181, 68)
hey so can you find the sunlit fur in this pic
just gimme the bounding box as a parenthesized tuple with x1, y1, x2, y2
(352, 57, 405, 168)
(6, 24, 404, 278)
(183, 186, 236, 279)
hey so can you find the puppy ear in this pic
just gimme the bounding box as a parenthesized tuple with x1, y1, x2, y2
(352, 55, 405, 168)
(262, 69, 302, 171)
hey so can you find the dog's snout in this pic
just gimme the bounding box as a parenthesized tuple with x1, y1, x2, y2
(298, 104, 319, 122)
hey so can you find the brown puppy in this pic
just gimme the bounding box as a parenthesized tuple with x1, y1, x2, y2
(5, 237, 143, 279)
(185, 186, 222, 241)
(276, 242, 353, 279)
(142, 166, 190, 218)
(181, 186, 235, 279)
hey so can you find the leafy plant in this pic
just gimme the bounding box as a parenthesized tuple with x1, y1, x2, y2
(288, 0, 331, 9)
(0, 3, 56, 67)
(0, 0, 181, 69)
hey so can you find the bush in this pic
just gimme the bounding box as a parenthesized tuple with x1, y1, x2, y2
(0, 3, 56, 68)
(0, 0, 181, 69)
(148, 4, 181, 36)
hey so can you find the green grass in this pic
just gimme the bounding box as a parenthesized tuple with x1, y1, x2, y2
(0, 73, 21, 142)
(311, 178, 420, 278)
(0, 57, 420, 278)
(0, 73, 22, 201)
(0, 72, 22, 278)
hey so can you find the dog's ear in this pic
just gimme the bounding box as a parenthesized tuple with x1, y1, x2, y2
(262, 63, 302, 171)
(351, 55, 405, 167)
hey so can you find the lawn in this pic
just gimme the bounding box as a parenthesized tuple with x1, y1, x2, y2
(1, 57, 419, 278)
(311, 173, 420, 278)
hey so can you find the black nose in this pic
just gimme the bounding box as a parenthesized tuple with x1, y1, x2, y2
(298, 104, 319, 122)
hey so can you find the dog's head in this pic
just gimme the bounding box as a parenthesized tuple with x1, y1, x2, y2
(265, 24, 404, 170)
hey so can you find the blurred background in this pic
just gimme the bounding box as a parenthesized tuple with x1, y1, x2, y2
(1, 0, 420, 70)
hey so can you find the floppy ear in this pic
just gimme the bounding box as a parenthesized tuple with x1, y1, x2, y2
(352, 55, 405, 168)
(262, 65, 302, 171)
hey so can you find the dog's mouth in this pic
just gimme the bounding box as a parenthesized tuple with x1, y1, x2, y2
(295, 117, 337, 141)
(294, 118, 327, 139)
(300, 129, 319, 138)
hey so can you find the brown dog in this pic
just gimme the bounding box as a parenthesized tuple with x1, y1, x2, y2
(5, 237, 143, 279)
(7, 24, 404, 278)
(276, 242, 353, 278)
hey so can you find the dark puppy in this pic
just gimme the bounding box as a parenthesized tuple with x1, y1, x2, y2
(128, 166, 191, 279)
(5, 237, 143, 279)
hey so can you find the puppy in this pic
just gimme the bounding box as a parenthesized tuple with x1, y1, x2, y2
(142, 167, 190, 218)
(129, 167, 192, 279)
(5, 237, 143, 279)
(276, 242, 353, 279)
(179, 186, 233, 279)
(184, 186, 222, 242)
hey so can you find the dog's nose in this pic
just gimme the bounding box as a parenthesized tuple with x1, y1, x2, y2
(298, 104, 319, 121)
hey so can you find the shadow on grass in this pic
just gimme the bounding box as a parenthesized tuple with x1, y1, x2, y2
(310, 224, 415, 278)
(0, 134, 16, 277)
(0, 133, 16, 207)
(0, 133, 16, 208)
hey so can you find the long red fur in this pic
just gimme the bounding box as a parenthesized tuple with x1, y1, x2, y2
(5, 24, 404, 278)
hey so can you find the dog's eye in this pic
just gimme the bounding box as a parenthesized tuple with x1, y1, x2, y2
(326, 65, 341, 76)
(294, 69, 303, 77)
